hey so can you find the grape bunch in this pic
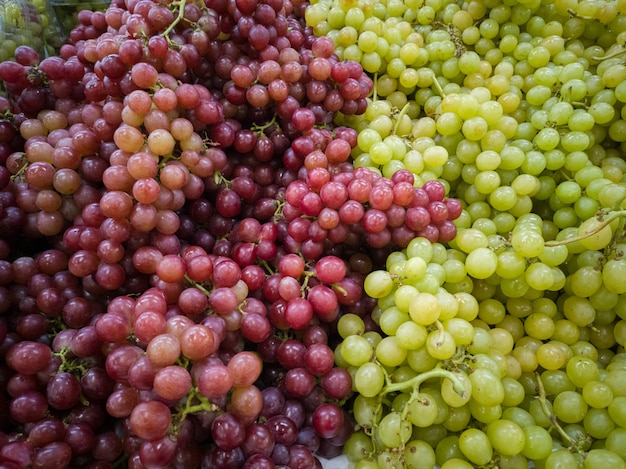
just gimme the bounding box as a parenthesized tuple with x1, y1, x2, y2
(296, 0, 626, 467)
(0, 0, 464, 467)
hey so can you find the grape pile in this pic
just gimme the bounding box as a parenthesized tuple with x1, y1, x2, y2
(0, 0, 463, 467)
(300, 0, 626, 467)
(3, 0, 626, 468)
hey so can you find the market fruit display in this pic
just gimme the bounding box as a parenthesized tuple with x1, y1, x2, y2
(1, 0, 626, 468)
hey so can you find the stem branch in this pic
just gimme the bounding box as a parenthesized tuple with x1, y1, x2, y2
(545, 210, 626, 247)
(383, 367, 466, 397)
(162, 0, 188, 37)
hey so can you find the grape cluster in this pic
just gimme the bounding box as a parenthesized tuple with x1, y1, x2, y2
(298, 0, 626, 468)
(0, 0, 466, 467)
(0, 1, 375, 468)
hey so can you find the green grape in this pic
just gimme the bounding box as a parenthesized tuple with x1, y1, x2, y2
(444, 318, 475, 345)
(478, 298, 506, 325)
(395, 320, 428, 350)
(375, 336, 407, 367)
(340, 335, 374, 367)
(500, 376, 525, 407)
(440, 459, 474, 469)
(393, 284, 418, 313)
(355, 362, 385, 397)
(407, 236, 434, 261)
(536, 342, 568, 371)
(608, 396, 626, 427)
(353, 394, 381, 428)
(465, 330, 491, 358)
(510, 229, 545, 258)
(389, 366, 416, 386)
(606, 428, 626, 461)
(455, 292, 479, 321)
(435, 435, 464, 466)
(406, 346, 439, 372)
(407, 392, 439, 427)
(344, 431, 375, 462)
(584, 449, 626, 469)
(584, 407, 615, 439)
(444, 405, 472, 432)
(553, 390, 588, 423)
(408, 292, 441, 325)
(455, 228, 489, 253)
(377, 411, 412, 448)
(338, 313, 366, 338)
(524, 262, 554, 291)
(403, 440, 437, 469)
(486, 419, 526, 456)
(458, 428, 493, 466)
(462, 116, 489, 141)
(469, 400, 503, 424)
(465, 247, 498, 279)
(563, 296, 596, 327)
(602, 259, 626, 294)
(543, 449, 582, 469)
(364, 270, 395, 298)
(567, 355, 600, 387)
(521, 425, 553, 460)
(441, 371, 472, 407)
(426, 329, 456, 360)
(469, 368, 504, 406)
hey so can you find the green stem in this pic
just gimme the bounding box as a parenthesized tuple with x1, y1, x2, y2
(161, 0, 188, 37)
(393, 102, 411, 136)
(184, 274, 212, 297)
(273, 199, 286, 221)
(301, 270, 315, 295)
(590, 45, 626, 61)
(9, 152, 28, 181)
(545, 210, 626, 247)
(252, 113, 279, 134)
(383, 367, 466, 397)
(372, 73, 378, 102)
(258, 259, 275, 275)
(174, 387, 218, 430)
(428, 70, 446, 98)
(55, 346, 87, 376)
(400, 388, 422, 422)
(535, 373, 581, 451)
(567, 8, 601, 21)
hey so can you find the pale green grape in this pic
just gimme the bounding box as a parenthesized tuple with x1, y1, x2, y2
(364, 270, 395, 298)
(459, 428, 493, 466)
(354, 362, 385, 397)
(340, 335, 374, 366)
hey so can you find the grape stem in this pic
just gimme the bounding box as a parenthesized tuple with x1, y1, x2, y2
(161, 0, 188, 38)
(425, 70, 446, 98)
(393, 102, 411, 136)
(9, 152, 27, 181)
(382, 367, 466, 397)
(545, 210, 626, 247)
(372, 73, 378, 102)
(535, 373, 589, 454)
(55, 345, 88, 377)
(184, 274, 212, 297)
(567, 7, 597, 21)
(251, 113, 279, 134)
(173, 386, 220, 432)
(590, 45, 626, 61)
